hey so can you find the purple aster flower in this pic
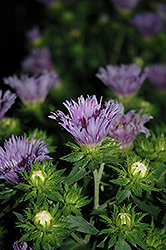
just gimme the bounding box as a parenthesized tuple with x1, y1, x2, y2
(0, 90, 17, 122)
(109, 103, 153, 149)
(110, 0, 140, 13)
(130, 12, 164, 38)
(13, 241, 33, 250)
(22, 47, 54, 75)
(49, 95, 122, 146)
(156, 3, 166, 19)
(0, 135, 51, 184)
(145, 64, 166, 90)
(96, 63, 147, 99)
(3, 71, 59, 104)
(25, 26, 41, 43)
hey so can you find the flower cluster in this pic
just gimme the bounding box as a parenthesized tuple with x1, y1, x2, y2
(130, 12, 163, 38)
(49, 95, 122, 146)
(109, 103, 153, 149)
(0, 90, 17, 123)
(0, 135, 51, 184)
(21, 47, 54, 75)
(96, 63, 147, 99)
(110, 0, 140, 13)
(13, 241, 32, 250)
(25, 26, 41, 44)
(3, 71, 60, 104)
(145, 64, 166, 90)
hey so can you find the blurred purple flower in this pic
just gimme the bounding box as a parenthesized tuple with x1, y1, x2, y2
(0, 90, 17, 122)
(111, 0, 140, 13)
(13, 241, 32, 250)
(3, 71, 60, 104)
(109, 103, 153, 149)
(145, 64, 166, 90)
(156, 3, 166, 19)
(22, 47, 54, 75)
(0, 135, 51, 184)
(25, 26, 41, 43)
(49, 95, 122, 146)
(96, 63, 147, 99)
(130, 12, 164, 38)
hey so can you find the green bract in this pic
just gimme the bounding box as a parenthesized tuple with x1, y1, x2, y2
(98, 203, 149, 250)
(61, 137, 123, 172)
(110, 156, 159, 202)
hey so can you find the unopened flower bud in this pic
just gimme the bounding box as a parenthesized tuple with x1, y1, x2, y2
(34, 210, 53, 229)
(31, 170, 45, 186)
(116, 212, 131, 228)
(131, 162, 147, 178)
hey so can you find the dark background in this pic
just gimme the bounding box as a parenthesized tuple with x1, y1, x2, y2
(0, 0, 44, 81)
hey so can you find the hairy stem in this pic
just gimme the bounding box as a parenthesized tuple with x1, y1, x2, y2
(93, 163, 105, 210)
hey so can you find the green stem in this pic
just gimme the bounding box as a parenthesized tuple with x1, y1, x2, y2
(93, 163, 105, 210)
(71, 232, 86, 245)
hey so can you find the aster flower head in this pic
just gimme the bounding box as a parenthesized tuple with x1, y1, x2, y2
(111, 0, 140, 13)
(96, 63, 147, 99)
(3, 71, 59, 104)
(130, 12, 164, 38)
(49, 95, 122, 146)
(25, 26, 41, 44)
(145, 64, 166, 90)
(0, 135, 51, 184)
(156, 3, 166, 19)
(109, 103, 153, 149)
(0, 90, 17, 122)
(13, 241, 32, 250)
(22, 47, 53, 75)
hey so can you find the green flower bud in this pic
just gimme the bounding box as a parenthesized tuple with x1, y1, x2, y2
(31, 170, 45, 186)
(34, 210, 53, 229)
(131, 162, 147, 178)
(116, 212, 131, 228)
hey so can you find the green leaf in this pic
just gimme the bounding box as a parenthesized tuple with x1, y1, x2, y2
(24, 190, 36, 201)
(66, 165, 87, 185)
(61, 152, 85, 163)
(13, 212, 25, 223)
(110, 178, 130, 186)
(125, 231, 148, 250)
(45, 191, 63, 202)
(108, 235, 117, 249)
(115, 240, 131, 250)
(66, 215, 98, 235)
(116, 189, 131, 204)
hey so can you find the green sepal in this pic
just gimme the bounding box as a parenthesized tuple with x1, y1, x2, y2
(114, 240, 131, 250)
(66, 215, 98, 235)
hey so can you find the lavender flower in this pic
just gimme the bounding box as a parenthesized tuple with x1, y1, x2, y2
(145, 64, 166, 90)
(22, 47, 53, 75)
(111, 0, 140, 13)
(0, 135, 51, 184)
(13, 241, 32, 250)
(130, 12, 164, 38)
(96, 63, 147, 99)
(156, 3, 166, 19)
(25, 26, 41, 44)
(49, 95, 122, 146)
(3, 71, 59, 104)
(0, 90, 17, 122)
(109, 103, 153, 149)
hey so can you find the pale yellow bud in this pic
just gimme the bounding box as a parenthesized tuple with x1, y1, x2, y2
(34, 210, 53, 229)
(31, 170, 45, 186)
(131, 162, 147, 178)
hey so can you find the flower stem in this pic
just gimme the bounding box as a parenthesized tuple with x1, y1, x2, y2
(93, 163, 105, 210)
